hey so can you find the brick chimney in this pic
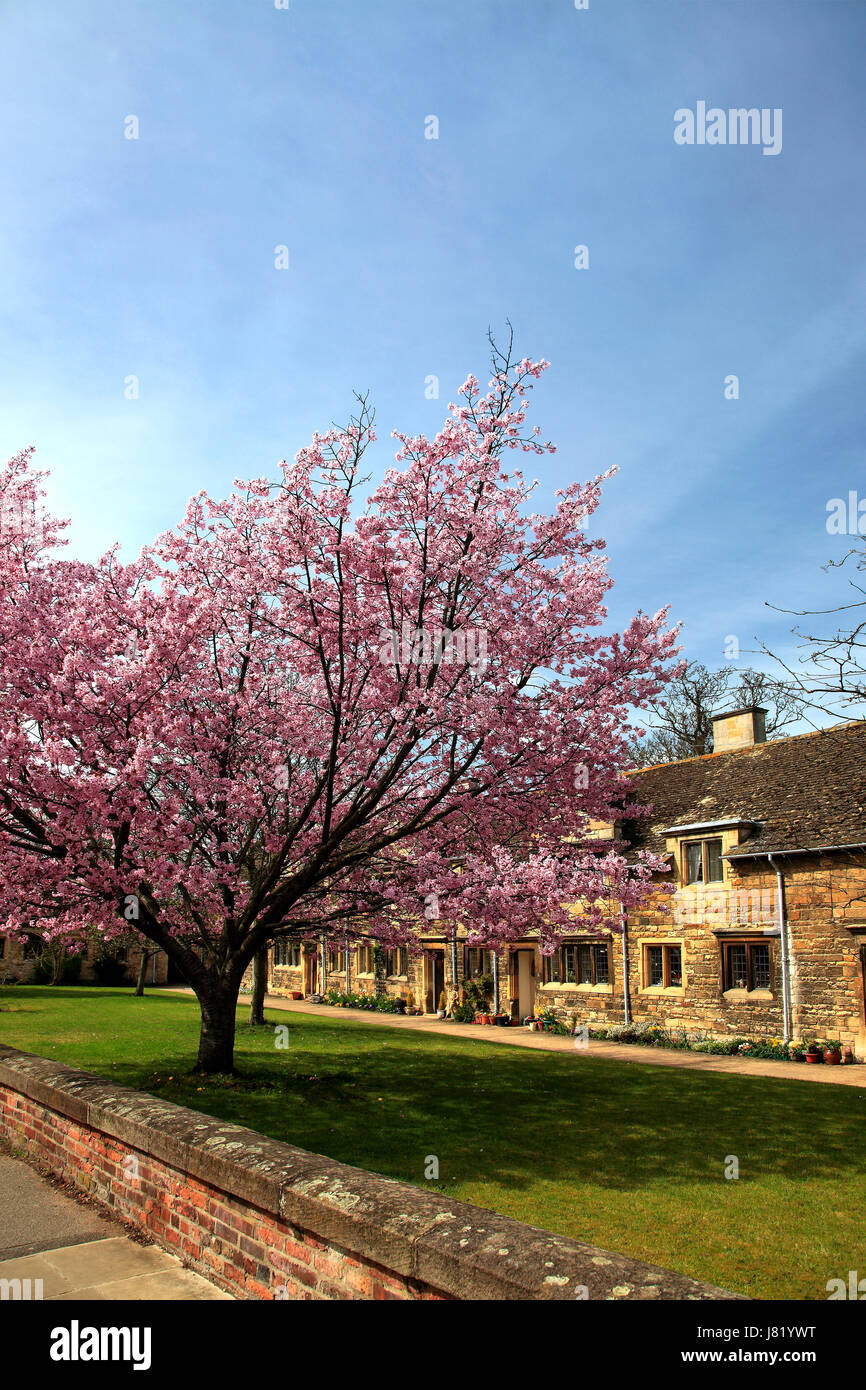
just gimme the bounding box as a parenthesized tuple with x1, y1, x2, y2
(711, 706, 767, 753)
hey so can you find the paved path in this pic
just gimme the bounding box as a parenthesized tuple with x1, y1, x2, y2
(192, 989, 866, 1088)
(0, 1152, 231, 1300)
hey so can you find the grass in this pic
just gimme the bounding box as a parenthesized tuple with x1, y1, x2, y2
(2, 985, 864, 1299)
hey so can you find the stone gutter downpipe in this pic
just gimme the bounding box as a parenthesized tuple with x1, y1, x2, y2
(767, 854, 792, 1042)
(620, 906, 630, 1025)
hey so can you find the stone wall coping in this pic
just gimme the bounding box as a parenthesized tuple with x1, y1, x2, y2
(0, 1044, 743, 1301)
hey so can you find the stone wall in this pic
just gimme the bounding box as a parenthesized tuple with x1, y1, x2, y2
(0, 937, 168, 988)
(0, 1045, 739, 1301)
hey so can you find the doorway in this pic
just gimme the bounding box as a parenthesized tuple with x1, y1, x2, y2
(425, 949, 445, 1013)
(516, 950, 535, 1020)
(303, 948, 318, 996)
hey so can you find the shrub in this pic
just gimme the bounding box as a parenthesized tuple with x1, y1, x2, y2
(30, 951, 83, 985)
(91, 954, 130, 986)
(463, 975, 492, 1011)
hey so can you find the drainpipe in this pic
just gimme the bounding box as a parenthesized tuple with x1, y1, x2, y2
(767, 855, 792, 1042)
(320, 933, 327, 994)
(620, 908, 630, 1025)
(492, 950, 500, 1016)
(345, 928, 350, 994)
(451, 929, 458, 996)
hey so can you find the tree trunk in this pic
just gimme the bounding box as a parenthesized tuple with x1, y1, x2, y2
(248, 948, 268, 1026)
(134, 949, 149, 997)
(194, 979, 242, 1074)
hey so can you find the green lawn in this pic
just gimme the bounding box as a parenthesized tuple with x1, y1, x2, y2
(1, 985, 863, 1299)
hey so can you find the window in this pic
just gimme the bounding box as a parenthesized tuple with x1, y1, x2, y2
(684, 838, 724, 885)
(644, 944, 683, 989)
(357, 945, 373, 974)
(722, 939, 772, 992)
(328, 949, 346, 974)
(577, 942, 609, 986)
(0, 938, 5, 959)
(385, 947, 407, 977)
(544, 943, 609, 986)
(465, 947, 490, 978)
(273, 939, 302, 968)
(541, 951, 559, 984)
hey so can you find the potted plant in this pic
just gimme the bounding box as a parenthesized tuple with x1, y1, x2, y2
(805, 1042, 822, 1064)
(436, 989, 447, 1019)
(842, 1044, 856, 1065)
(823, 1040, 843, 1065)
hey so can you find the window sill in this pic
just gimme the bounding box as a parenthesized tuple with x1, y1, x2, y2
(540, 982, 612, 994)
(640, 985, 685, 996)
(723, 988, 774, 1002)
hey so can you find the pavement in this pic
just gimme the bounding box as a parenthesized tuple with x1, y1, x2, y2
(0, 1152, 232, 1300)
(201, 988, 866, 1088)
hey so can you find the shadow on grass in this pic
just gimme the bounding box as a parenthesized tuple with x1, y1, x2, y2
(104, 1012, 866, 1200)
(3, 988, 864, 1196)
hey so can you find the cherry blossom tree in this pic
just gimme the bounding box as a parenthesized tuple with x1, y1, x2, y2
(0, 339, 680, 1072)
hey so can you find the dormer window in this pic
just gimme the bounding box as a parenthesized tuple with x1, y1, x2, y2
(684, 838, 724, 885)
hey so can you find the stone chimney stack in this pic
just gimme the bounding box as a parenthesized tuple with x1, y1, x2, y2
(711, 706, 767, 753)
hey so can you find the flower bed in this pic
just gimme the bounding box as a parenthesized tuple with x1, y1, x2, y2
(583, 1021, 855, 1063)
(321, 988, 406, 1014)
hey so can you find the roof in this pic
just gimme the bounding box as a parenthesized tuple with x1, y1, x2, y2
(623, 721, 866, 860)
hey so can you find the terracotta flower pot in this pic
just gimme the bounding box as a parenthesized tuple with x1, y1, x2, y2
(824, 1048, 842, 1066)
(805, 1051, 822, 1064)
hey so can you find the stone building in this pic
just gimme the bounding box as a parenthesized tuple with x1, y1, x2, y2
(269, 709, 866, 1054)
(0, 934, 168, 987)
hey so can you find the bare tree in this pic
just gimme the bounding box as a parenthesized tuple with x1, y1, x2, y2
(759, 541, 866, 720)
(628, 663, 804, 765)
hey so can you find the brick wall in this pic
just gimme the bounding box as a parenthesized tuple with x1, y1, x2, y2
(0, 1045, 738, 1301)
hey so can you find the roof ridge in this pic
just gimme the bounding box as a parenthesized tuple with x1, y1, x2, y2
(627, 718, 864, 775)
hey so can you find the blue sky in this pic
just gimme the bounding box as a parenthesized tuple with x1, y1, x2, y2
(1, 0, 864, 720)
